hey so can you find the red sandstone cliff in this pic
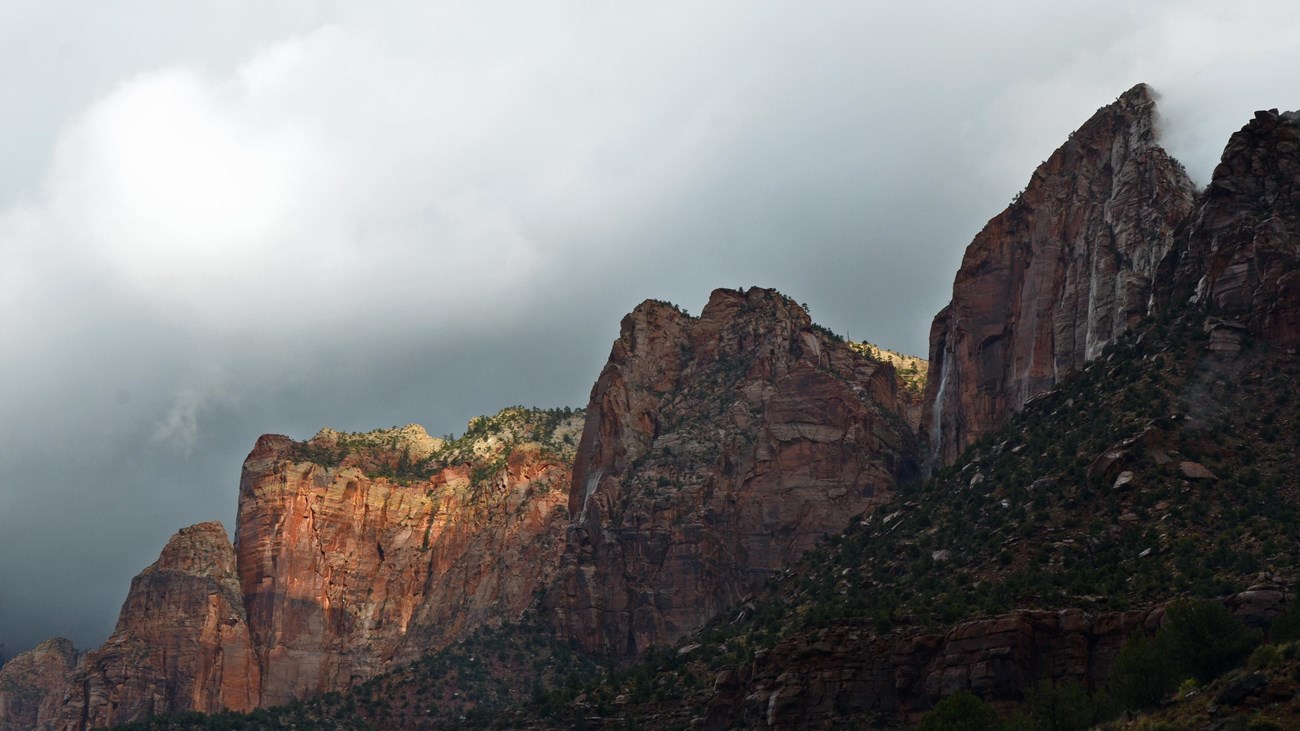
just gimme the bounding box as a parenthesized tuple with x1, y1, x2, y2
(39, 522, 259, 731)
(236, 412, 580, 706)
(923, 84, 1197, 467)
(547, 288, 922, 655)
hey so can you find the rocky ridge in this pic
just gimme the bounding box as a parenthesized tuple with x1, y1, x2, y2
(497, 263, 1300, 729)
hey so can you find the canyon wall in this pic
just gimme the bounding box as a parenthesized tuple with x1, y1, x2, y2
(923, 83, 1197, 467)
(237, 415, 577, 705)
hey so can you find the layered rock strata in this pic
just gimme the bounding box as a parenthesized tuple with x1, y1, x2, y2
(924, 83, 1197, 466)
(548, 288, 922, 655)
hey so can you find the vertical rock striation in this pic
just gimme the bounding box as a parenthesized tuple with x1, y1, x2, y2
(42, 522, 259, 730)
(923, 83, 1197, 467)
(548, 287, 921, 655)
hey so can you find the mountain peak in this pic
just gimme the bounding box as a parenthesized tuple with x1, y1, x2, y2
(1119, 81, 1155, 104)
(923, 85, 1197, 467)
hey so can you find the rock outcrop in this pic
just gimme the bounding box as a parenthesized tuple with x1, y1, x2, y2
(705, 592, 1284, 730)
(0, 639, 77, 731)
(548, 288, 921, 655)
(237, 412, 579, 706)
(2, 410, 583, 729)
(924, 84, 1197, 467)
(42, 522, 259, 730)
(1158, 108, 1300, 343)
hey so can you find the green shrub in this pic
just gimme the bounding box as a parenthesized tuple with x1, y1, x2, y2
(919, 691, 1007, 731)
(1247, 644, 1280, 671)
(1269, 592, 1300, 643)
(1159, 599, 1258, 682)
(1109, 632, 1174, 710)
(1017, 679, 1099, 731)
(1248, 717, 1283, 731)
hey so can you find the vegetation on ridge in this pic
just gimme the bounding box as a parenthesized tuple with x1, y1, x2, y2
(289, 405, 584, 485)
(852, 339, 928, 395)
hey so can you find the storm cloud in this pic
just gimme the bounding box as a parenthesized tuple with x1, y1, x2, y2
(2, 0, 1297, 655)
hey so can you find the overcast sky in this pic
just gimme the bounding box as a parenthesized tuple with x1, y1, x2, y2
(1, 1, 1297, 657)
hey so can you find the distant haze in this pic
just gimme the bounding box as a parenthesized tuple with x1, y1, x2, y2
(1, 1, 1297, 655)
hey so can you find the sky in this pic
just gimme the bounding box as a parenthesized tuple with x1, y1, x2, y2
(1, 0, 1297, 657)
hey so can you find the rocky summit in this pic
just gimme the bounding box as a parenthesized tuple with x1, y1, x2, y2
(37, 523, 257, 731)
(547, 288, 922, 656)
(923, 83, 1197, 468)
(0, 639, 77, 731)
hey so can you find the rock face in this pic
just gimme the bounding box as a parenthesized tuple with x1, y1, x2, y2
(705, 593, 1284, 730)
(237, 413, 579, 706)
(1159, 109, 1300, 343)
(924, 84, 1197, 467)
(42, 522, 259, 731)
(0, 639, 77, 731)
(548, 288, 921, 655)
